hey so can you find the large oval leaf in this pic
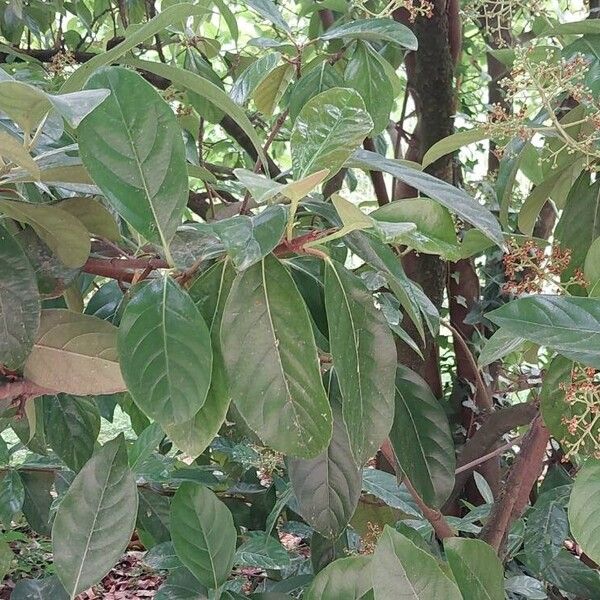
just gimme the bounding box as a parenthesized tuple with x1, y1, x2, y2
(487, 295, 600, 369)
(171, 482, 236, 590)
(444, 538, 505, 600)
(52, 434, 138, 597)
(569, 459, 600, 565)
(389, 365, 455, 508)
(291, 87, 373, 180)
(288, 374, 362, 539)
(324, 260, 396, 465)
(79, 66, 188, 257)
(320, 17, 417, 49)
(23, 309, 125, 395)
(220, 256, 332, 458)
(373, 526, 462, 600)
(305, 555, 373, 600)
(118, 276, 213, 427)
(0, 224, 39, 370)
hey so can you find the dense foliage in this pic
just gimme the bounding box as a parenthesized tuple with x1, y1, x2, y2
(0, 0, 600, 598)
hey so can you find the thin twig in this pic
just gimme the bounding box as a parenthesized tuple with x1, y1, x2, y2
(455, 436, 523, 475)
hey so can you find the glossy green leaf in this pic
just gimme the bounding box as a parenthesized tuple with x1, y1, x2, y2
(324, 259, 396, 465)
(45, 395, 101, 472)
(569, 459, 600, 565)
(10, 576, 69, 600)
(422, 128, 488, 169)
(55, 197, 121, 242)
(171, 482, 236, 589)
(24, 309, 125, 395)
(0, 224, 39, 369)
(289, 62, 343, 122)
(0, 198, 90, 268)
(243, 0, 291, 31)
(231, 52, 281, 105)
(348, 150, 504, 247)
(373, 526, 462, 600)
(221, 256, 332, 458)
(288, 375, 362, 538)
(478, 328, 526, 367)
(291, 88, 373, 179)
(20, 470, 54, 536)
(320, 18, 417, 50)
(118, 276, 212, 426)
(390, 365, 455, 508)
(0, 470, 24, 526)
(344, 42, 394, 135)
(52, 435, 138, 597)
(361, 469, 421, 517)
(444, 538, 504, 600)
(79, 67, 187, 257)
(253, 63, 294, 116)
(539, 548, 600, 598)
(129, 422, 164, 471)
(305, 555, 373, 600)
(487, 295, 600, 369)
(235, 531, 291, 570)
(138, 487, 171, 545)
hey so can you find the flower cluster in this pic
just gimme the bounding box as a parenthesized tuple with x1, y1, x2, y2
(559, 366, 600, 459)
(502, 238, 584, 295)
(360, 522, 382, 555)
(352, 0, 433, 20)
(49, 49, 75, 76)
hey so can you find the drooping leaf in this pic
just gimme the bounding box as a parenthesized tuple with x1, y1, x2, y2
(389, 365, 455, 508)
(44, 394, 101, 472)
(539, 548, 600, 598)
(569, 459, 600, 565)
(0, 129, 40, 178)
(0, 223, 39, 369)
(320, 18, 417, 49)
(52, 435, 138, 597)
(444, 538, 505, 600)
(154, 567, 209, 600)
(348, 150, 504, 247)
(291, 87, 373, 179)
(478, 327, 526, 366)
(235, 531, 291, 570)
(129, 422, 165, 472)
(243, 0, 291, 32)
(118, 276, 213, 427)
(138, 487, 171, 545)
(487, 295, 600, 369)
(373, 526, 462, 600)
(78, 66, 188, 258)
(253, 63, 294, 116)
(171, 482, 236, 590)
(55, 197, 121, 242)
(361, 469, 421, 517)
(288, 374, 362, 538)
(0, 198, 90, 268)
(24, 309, 125, 395)
(305, 555, 373, 600)
(344, 42, 394, 135)
(221, 256, 332, 458)
(231, 52, 281, 105)
(421, 128, 489, 169)
(324, 259, 396, 465)
(0, 470, 24, 526)
(20, 470, 54, 536)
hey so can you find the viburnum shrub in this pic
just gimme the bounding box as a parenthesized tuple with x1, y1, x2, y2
(0, 1, 600, 599)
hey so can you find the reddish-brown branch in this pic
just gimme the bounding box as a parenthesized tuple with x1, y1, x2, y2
(363, 138, 390, 206)
(479, 414, 550, 553)
(83, 256, 169, 282)
(0, 378, 51, 406)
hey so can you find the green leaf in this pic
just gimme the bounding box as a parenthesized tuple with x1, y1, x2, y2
(154, 567, 208, 599)
(324, 260, 396, 465)
(78, 67, 187, 258)
(291, 88, 373, 179)
(569, 459, 600, 565)
(143, 541, 182, 571)
(23, 309, 124, 395)
(320, 18, 417, 50)
(138, 487, 171, 545)
(10, 576, 69, 600)
(118, 276, 213, 427)
(60, 3, 208, 93)
(55, 197, 121, 242)
(253, 63, 294, 116)
(389, 365, 455, 508)
(444, 538, 505, 600)
(344, 42, 394, 135)
(361, 469, 421, 517)
(289, 62, 343, 122)
(45, 395, 101, 472)
(0, 129, 40, 178)
(288, 374, 362, 538)
(584, 236, 600, 286)
(231, 52, 281, 105)
(122, 58, 268, 173)
(539, 548, 600, 598)
(171, 482, 236, 590)
(20, 470, 54, 537)
(373, 526, 462, 600)
(0, 470, 24, 526)
(0, 224, 39, 369)
(422, 129, 488, 169)
(487, 295, 600, 369)
(235, 531, 291, 570)
(478, 328, 526, 367)
(129, 422, 164, 471)
(0, 538, 12, 582)
(221, 256, 332, 458)
(0, 199, 90, 268)
(348, 150, 504, 247)
(243, 0, 291, 32)
(52, 435, 138, 597)
(305, 555, 373, 600)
